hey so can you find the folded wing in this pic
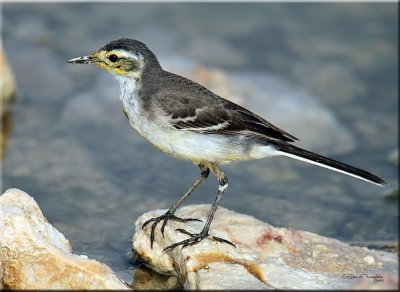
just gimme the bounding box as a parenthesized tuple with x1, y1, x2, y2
(158, 93, 298, 143)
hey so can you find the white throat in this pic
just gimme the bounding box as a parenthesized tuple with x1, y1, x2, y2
(116, 75, 142, 123)
(115, 74, 159, 146)
(116, 75, 139, 100)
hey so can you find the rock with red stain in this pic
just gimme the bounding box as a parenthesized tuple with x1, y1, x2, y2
(133, 205, 398, 289)
(0, 188, 130, 290)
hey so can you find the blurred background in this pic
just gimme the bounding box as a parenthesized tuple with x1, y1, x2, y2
(1, 2, 398, 285)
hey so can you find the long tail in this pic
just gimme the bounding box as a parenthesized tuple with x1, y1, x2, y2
(274, 143, 386, 186)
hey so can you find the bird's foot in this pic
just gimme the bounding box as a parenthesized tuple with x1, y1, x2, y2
(163, 228, 236, 252)
(142, 211, 202, 248)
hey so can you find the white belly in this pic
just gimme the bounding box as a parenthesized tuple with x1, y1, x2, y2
(126, 112, 243, 163)
(117, 76, 279, 164)
(126, 113, 278, 164)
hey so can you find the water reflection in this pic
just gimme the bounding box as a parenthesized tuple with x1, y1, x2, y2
(1, 111, 13, 161)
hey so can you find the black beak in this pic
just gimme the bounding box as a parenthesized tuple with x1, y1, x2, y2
(68, 55, 98, 64)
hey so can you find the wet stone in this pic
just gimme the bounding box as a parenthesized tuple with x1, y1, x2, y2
(0, 188, 129, 290)
(133, 205, 398, 290)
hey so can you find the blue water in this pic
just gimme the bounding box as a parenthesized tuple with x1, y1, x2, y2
(2, 3, 398, 284)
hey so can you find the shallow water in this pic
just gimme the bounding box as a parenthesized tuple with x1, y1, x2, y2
(1, 3, 398, 284)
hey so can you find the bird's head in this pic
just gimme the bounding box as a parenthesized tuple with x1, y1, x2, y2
(68, 38, 161, 78)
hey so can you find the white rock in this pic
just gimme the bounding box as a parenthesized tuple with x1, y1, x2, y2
(363, 255, 375, 265)
(0, 188, 129, 290)
(133, 205, 398, 290)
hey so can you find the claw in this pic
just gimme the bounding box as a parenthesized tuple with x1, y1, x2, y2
(212, 236, 236, 247)
(142, 215, 160, 229)
(150, 221, 159, 248)
(175, 228, 192, 236)
(163, 229, 235, 252)
(141, 212, 202, 249)
(160, 219, 168, 237)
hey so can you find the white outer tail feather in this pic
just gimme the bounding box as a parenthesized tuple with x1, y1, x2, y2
(277, 151, 384, 186)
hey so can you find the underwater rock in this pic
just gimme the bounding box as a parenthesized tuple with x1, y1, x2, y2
(0, 50, 16, 116)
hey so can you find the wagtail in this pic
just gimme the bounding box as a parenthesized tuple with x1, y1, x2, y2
(68, 38, 385, 251)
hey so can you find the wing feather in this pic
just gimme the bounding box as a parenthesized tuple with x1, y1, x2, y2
(153, 73, 298, 142)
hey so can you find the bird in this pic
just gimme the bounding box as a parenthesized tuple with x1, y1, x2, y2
(68, 38, 386, 251)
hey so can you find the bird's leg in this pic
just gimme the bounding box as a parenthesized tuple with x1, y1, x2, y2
(163, 163, 235, 252)
(142, 163, 210, 248)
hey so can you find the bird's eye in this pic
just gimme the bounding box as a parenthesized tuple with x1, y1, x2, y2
(108, 54, 118, 62)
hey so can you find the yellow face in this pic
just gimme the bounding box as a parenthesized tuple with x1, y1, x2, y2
(68, 49, 143, 76)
